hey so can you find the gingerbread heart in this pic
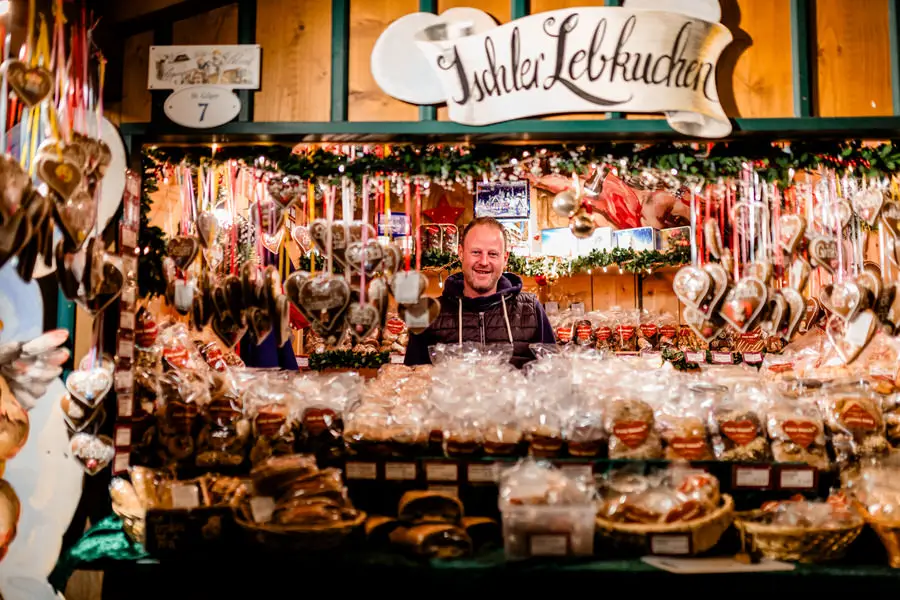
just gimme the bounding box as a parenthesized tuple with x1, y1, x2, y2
(391, 270, 428, 305)
(195, 211, 218, 248)
(809, 236, 841, 274)
(69, 433, 115, 475)
(820, 280, 863, 321)
(783, 420, 818, 448)
(369, 277, 389, 323)
(274, 294, 292, 347)
(297, 275, 351, 331)
(858, 263, 882, 301)
(291, 225, 311, 252)
(781, 287, 806, 340)
(852, 188, 885, 227)
(36, 157, 82, 201)
(826, 310, 876, 364)
(348, 221, 378, 243)
(880, 200, 900, 238)
(3, 61, 52, 106)
(167, 236, 199, 270)
(399, 297, 441, 334)
(779, 214, 807, 254)
(345, 240, 384, 275)
(347, 303, 380, 341)
(788, 257, 811, 291)
(262, 228, 284, 254)
(702, 262, 730, 315)
(65, 368, 113, 409)
(731, 201, 770, 238)
(812, 200, 852, 233)
(759, 291, 787, 338)
(53, 188, 96, 250)
(381, 243, 403, 274)
(703, 218, 723, 259)
(266, 175, 303, 209)
(60, 395, 106, 434)
(246, 306, 273, 344)
(684, 306, 724, 342)
(798, 297, 824, 334)
(309, 219, 348, 266)
(77, 261, 124, 316)
(876, 284, 900, 333)
(743, 260, 772, 284)
(673, 266, 712, 310)
(211, 310, 246, 348)
(718, 277, 766, 333)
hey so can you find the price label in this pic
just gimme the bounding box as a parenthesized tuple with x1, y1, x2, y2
(117, 339, 134, 360)
(114, 370, 134, 391)
(640, 351, 661, 359)
(711, 352, 733, 364)
(650, 534, 692, 555)
(120, 228, 137, 249)
(569, 302, 585, 316)
(529, 534, 569, 556)
(120, 311, 136, 330)
(345, 461, 378, 480)
(390, 354, 405, 364)
(250, 497, 275, 523)
(685, 351, 706, 363)
(117, 393, 134, 418)
(171, 484, 200, 509)
(385, 462, 417, 481)
(297, 356, 309, 369)
(733, 465, 772, 489)
(121, 286, 136, 306)
(559, 464, 593, 480)
(114, 426, 132, 448)
(545, 301, 559, 314)
(425, 462, 458, 482)
(779, 467, 816, 490)
(742, 352, 763, 364)
(112, 452, 130, 475)
(467, 463, 497, 483)
(428, 485, 458, 497)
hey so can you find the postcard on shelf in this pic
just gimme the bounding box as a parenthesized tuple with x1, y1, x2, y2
(614, 227, 660, 252)
(540, 227, 576, 257)
(499, 219, 531, 256)
(660, 226, 691, 252)
(377, 213, 410, 237)
(148, 45, 261, 90)
(475, 181, 530, 219)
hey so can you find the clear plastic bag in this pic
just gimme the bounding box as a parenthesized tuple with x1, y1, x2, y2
(822, 379, 890, 467)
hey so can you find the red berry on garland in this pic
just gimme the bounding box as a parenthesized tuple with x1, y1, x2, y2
(535, 275, 548, 286)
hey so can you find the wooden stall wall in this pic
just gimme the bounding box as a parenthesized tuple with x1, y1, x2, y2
(117, 0, 898, 320)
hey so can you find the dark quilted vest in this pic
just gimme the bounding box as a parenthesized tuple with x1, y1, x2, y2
(428, 291, 540, 368)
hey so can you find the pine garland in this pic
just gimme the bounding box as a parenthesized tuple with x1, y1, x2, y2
(139, 156, 169, 299)
(308, 350, 390, 370)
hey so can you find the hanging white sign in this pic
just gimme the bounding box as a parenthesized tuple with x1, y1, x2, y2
(371, 3, 733, 138)
(164, 85, 242, 129)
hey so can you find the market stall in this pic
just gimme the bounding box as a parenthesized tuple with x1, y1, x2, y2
(4, 0, 900, 598)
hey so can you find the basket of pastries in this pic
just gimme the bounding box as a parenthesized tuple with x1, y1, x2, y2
(595, 466, 733, 556)
(235, 454, 366, 552)
(848, 460, 900, 568)
(733, 493, 864, 562)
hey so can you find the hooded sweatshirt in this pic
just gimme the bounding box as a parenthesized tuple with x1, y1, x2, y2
(404, 272, 556, 369)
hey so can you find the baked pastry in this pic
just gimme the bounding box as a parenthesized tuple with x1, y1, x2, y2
(250, 454, 319, 497)
(389, 524, 472, 559)
(397, 490, 464, 524)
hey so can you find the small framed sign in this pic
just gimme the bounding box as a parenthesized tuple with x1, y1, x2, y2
(475, 181, 530, 219)
(148, 45, 261, 90)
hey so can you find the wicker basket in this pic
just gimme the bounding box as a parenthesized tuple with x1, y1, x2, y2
(234, 508, 367, 553)
(859, 509, 900, 568)
(595, 494, 734, 556)
(733, 510, 864, 563)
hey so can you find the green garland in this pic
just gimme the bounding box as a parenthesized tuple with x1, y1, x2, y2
(308, 350, 390, 371)
(146, 140, 900, 188)
(139, 157, 169, 299)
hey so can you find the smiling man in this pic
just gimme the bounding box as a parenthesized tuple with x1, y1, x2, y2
(404, 216, 556, 368)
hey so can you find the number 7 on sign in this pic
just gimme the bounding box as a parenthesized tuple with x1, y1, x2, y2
(198, 102, 209, 122)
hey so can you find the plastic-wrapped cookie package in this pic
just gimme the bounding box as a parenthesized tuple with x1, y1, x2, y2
(821, 379, 891, 468)
(766, 381, 830, 470)
(605, 375, 665, 460)
(657, 381, 716, 461)
(709, 376, 771, 462)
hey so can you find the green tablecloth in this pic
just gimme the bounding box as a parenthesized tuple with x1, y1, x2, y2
(51, 516, 900, 597)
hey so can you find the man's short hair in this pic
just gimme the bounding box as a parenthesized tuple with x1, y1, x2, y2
(460, 216, 508, 252)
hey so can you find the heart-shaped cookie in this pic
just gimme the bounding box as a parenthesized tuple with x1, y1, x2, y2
(274, 294, 292, 347)
(3, 61, 52, 106)
(779, 214, 807, 254)
(53, 189, 96, 249)
(291, 225, 311, 252)
(852, 188, 885, 226)
(759, 291, 787, 337)
(809, 236, 841, 274)
(781, 287, 806, 340)
(788, 257, 811, 292)
(345, 240, 385, 275)
(267, 175, 303, 209)
(309, 219, 349, 265)
(683, 306, 724, 342)
(346, 303, 380, 341)
(211, 310, 246, 348)
(731, 201, 770, 238)
(701, 262, 730, 315)
(858, 263, 882, 301)
(703, 218, 723, 259)
(743, 260, 772, 284)
(820, 280, 863, 321)
(61, 395, 107, 434)
(826, 310, 876, 364)
(167, 236, 199, 270)
(195, 211, 218, 248)
(381, 243, 403, 274)
(812, 200, 852, 233)
(36, 156, 82, 201)
(880, 200, 900, 238)
(718, 277, 767, 333)
(284, 271, 311, 315)
(673, 266, 712, 310)
(69, 432, 115, 475)
(246, 306, 273, 344)
(874, 284, 899, 333)
(798, 297, 824, 334)
(262, 228, 284, 254)
(76, 261, 124, 316)
(391, 270, 428, 305)
(399, 297, 441, 334)
(369, 277, 389, 323)
(348, 221, 378, 243)
(297, 275, 351, 331)
(66, 368, 113, 408)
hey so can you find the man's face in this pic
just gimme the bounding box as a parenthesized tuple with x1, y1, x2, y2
(460, 224, 507, 297)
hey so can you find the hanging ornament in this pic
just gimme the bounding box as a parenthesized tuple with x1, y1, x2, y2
(569, 210, 595, 239)
(552, 190, 579, 219)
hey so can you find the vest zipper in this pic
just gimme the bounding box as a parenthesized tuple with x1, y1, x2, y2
(479, 312, 485, 344)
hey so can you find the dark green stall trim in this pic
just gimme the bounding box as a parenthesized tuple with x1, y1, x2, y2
(56, 290, 75, 378)
(790, 0, 815, 118)
(236, 0, 257, 123)
(604, 0, 623, 119)
(890, 0, 900, 115)
(330, 0, 351, 122)
(511, 0, 530, 20)
(120, 116, 900, 145)
(418, 0, 438, 122)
